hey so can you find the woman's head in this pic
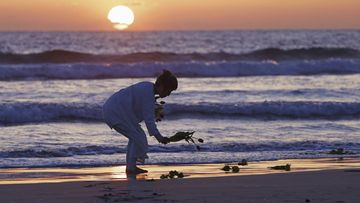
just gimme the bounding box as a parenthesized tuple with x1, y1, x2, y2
(155, 70, 178, 98)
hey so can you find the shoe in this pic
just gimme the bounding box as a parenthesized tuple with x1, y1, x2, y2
(126, 167, 148, 174)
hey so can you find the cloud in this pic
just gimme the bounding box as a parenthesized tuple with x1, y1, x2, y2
(118, 0, 144, 7)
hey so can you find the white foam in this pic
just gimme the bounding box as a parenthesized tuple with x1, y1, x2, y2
(0, 59, 359, 80)
(1, 101, 359, 125)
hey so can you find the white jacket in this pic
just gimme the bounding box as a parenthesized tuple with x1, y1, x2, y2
(103, 81, 161, 138)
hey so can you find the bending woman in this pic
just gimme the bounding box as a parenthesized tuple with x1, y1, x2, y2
(103, 70, 177, 174)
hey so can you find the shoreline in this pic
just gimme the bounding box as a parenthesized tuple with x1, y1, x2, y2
(0, 157, 359, 202)
(1, 157, 359, 184)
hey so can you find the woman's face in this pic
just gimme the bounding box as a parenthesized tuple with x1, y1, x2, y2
(158, 85, 173, 98)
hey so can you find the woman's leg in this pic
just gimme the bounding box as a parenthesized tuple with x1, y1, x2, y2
(113, 124, 148, 173)
(132, 125, 149, 164)
(113, 125, 135, 170)
(126, 138, 137, 170)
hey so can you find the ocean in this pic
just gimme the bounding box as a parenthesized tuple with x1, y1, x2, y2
(0, 30, 360, 168)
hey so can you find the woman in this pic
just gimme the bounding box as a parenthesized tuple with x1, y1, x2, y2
(103, 70, 177, 174)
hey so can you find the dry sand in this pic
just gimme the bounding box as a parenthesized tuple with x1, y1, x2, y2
(0, 158, 360, 202)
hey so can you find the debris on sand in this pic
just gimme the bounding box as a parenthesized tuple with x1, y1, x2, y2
(221, 165, 240, 173)
(269, 164, 291, 171)
(238, 159, 248, 166)
(160, 170, 184, 179)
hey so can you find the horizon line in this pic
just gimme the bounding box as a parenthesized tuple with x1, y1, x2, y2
(1, 28, 360, 33)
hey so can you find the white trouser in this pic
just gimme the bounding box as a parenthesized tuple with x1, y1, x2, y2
(113, 123, 148, 170)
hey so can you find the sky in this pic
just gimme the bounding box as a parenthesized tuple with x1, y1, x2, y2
(0, 0, 359, 31)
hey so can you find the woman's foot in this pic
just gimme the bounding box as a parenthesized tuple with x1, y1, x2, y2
(126, 167, 148, 174)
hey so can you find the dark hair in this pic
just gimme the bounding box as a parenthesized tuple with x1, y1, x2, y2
(155, 70, 178, 91)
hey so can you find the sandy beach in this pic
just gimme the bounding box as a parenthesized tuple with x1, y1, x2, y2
(1, 158, 360, 202)
(1, 0, 360, 202)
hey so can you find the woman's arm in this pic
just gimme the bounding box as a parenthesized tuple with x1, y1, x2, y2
(141, 84, 168, 144)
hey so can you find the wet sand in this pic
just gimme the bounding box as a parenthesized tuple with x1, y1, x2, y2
(1, 158, 360, 202)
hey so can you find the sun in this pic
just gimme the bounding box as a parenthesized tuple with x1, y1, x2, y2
(107, 6, 134, 30)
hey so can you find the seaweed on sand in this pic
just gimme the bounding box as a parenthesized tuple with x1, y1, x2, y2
(231, 166, 240, 173)
(238, 159, 248, 166)
(221, 165, 240, 173)
(160, 170, 184, 179)
(221, 165, 231, 171)
(269, 164, 291, 171)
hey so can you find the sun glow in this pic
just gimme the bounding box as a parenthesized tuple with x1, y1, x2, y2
(107, 6, 134, 30)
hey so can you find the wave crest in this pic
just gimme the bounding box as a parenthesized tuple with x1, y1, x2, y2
(1, 141, 359, 158)
(0, 47, 359, 64)
(1, 101, 359, 125)
(1, 58, 360, 80)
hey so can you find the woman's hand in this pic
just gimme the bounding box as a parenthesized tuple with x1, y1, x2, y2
(157, 136, 170, 144)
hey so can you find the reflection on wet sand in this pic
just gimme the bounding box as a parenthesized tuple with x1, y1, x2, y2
(1, 158, 360, 184)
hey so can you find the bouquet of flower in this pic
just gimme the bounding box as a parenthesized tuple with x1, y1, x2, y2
(154, 96, 165, 122)
(168, 131, 204, 151)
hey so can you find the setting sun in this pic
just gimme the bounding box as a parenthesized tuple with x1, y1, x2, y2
(107, 5, 134, 30)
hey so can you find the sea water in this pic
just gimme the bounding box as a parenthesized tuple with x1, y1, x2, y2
(0, 30, 360, 168)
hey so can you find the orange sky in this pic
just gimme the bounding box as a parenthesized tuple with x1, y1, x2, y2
(0, 0, 359, 31)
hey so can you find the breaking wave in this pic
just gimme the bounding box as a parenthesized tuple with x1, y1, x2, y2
(1, 101, 359, 125)
(1, 141, 359, 159)
(0, 58, 360, 80)
(0, 47, 359, 64)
